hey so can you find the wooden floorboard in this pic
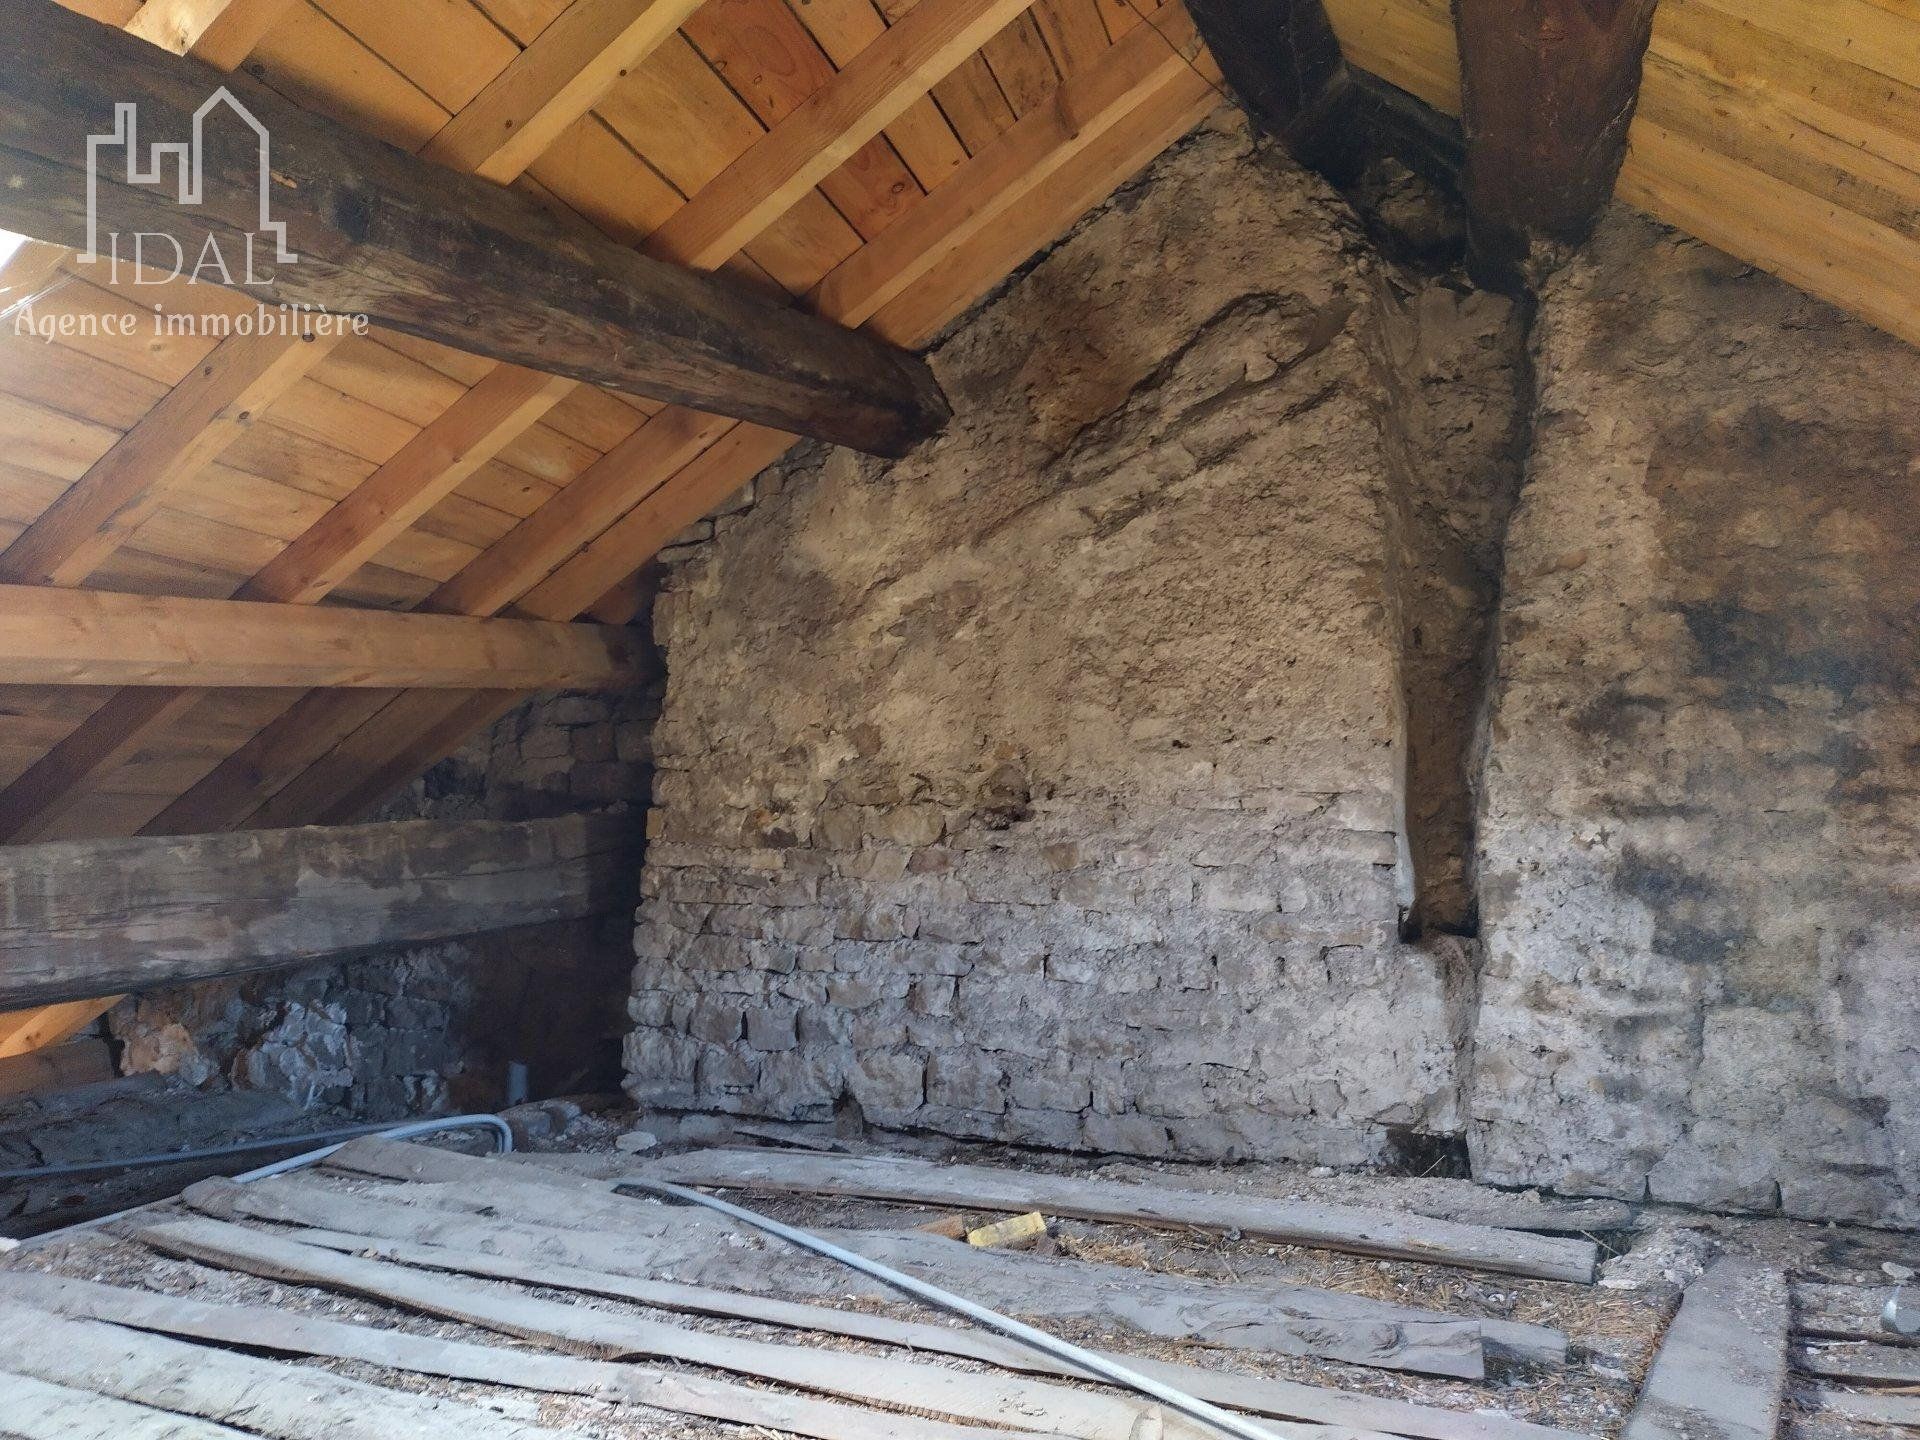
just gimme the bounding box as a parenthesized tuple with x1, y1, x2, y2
(639, 1149, 1600, 1283)
(0, 1298, 570, 1440)
(138, 1215, 1207, 1440)
(3, 1141, 1637, 1440)
(1621, 1258, 1789, 1440)
(0, 1270, 1057, 1440)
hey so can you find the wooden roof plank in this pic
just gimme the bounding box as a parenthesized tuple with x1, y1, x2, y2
(811, 7, 1204, 327)
(0, 331, 343, 589)
(682, 0, 930, 242)
(645, 0, 1044, 269)
(789, 0, 972, 189)
(980, 9, 1062, 114)
(144, 688, 396, 833)
(869, 14, 1214, 342)
(424, 0, 710, 184)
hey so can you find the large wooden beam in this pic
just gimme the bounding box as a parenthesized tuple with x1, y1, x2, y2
(0, 1, 949, 456)
(0, 814, 635, 1009)
(1453, 0, 1661, 280)
(0, 367, 574, 845)
(1183, 0, 1344, 153)
(1185, 0, 1463, 193)
(0, 584, 649, 690)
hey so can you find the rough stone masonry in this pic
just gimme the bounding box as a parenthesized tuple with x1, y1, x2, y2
(1473, 213, 1920, 1225)
(629, 116, 1918, 1225)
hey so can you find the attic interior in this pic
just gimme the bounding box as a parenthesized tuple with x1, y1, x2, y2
(0, 0, 1916, 1433)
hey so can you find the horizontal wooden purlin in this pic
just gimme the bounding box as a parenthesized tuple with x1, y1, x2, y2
(0, 584, 648, 691)
(0, 0, 950, 457)
(0, 814, 635, 1010)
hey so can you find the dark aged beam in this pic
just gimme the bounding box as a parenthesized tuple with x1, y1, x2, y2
(1453, 0, 1661, 281)
(1183, 0, 1345, 153)
(0, 0, 948, 457)
(0, 815, 635, 1009)
(1185, 0, 1463, 194)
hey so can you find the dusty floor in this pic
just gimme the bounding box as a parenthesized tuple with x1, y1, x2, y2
(6, 1102, 1915, 1440)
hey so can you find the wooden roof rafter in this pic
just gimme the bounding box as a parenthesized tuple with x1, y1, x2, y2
(0, 0, 710, 845)
(0, 0, 1224, 1052)
(146, 0, 1197, 833)
(178, 3, 1222, 837)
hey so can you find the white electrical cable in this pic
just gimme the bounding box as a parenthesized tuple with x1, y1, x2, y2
(229, 1114, 513, 1183)
(13, 1114, 512, 1249)
(616, 1175, 1284, 1440)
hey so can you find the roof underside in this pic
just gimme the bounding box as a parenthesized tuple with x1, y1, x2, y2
(0, 0, 1913, 851)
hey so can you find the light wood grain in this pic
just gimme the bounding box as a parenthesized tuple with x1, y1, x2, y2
(647, 0, 1042, 269)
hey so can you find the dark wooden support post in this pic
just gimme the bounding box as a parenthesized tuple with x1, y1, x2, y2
(1183, 0, 1345, 153)
(1453, 0, 1661, 282)
(0, 0, 947, 456)
(1186, 0, 1464, 195)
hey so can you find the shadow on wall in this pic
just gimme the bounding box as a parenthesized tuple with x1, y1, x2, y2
(113, 914, 633, 1118)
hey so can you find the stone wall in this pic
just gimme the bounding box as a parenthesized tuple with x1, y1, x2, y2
(626, 120, 1528, 1165)
(1471, 214, 1920, 1226)
(112, 681, 657, 1115)
(627, 122, 1920, 1222)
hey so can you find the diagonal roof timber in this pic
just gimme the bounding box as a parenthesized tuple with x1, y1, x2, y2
(0, 0, 950, 456)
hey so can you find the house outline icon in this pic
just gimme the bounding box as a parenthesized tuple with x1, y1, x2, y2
(84, 86, 296, 266)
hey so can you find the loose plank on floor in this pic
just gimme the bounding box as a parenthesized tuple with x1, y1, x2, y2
(314, 1144, 1559, 1367)
(194, 1163, 1512, 1376)
(1809, 1386, 1920, 1428)
(1799, 1339, 1920, 1385)
(638, 1149, 1599, 1283)
(1621, 1258, 1788, 1440)
(268, 1223, 1594, 1440)
(332, 1139, 1560, 1365)
(0, 1371, 254, 1440)
(330, 1136, 1559, 1367)
(139, 1216, 1244, 1440)
(0, 1299, 565, 1440)
(0, 1271, 1064, 1440)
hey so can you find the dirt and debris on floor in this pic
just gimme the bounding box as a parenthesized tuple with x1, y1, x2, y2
(5, 1097, 1911, 1439)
